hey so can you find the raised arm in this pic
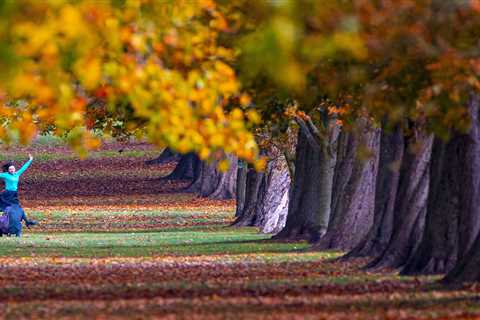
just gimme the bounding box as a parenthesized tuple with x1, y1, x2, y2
(16, 154, 33, 176)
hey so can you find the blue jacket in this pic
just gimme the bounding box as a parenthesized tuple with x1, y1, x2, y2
(6, 204, 28, 236)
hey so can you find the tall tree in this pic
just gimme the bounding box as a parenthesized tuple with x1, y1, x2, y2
(316, 123, 380, 250)
(366, 130, 433, 270)
(418, 94, 480, 282)
(273, 120, 339, 242)
(240, 1, 480, 284)
(344, 126, 404, 259)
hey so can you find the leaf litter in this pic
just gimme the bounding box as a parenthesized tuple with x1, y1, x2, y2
(0, 142, 478, 319)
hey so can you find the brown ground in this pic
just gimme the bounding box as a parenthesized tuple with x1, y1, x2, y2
(0, 141, 478, 319)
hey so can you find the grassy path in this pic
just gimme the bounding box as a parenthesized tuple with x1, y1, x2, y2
(0, 140, 479, 319)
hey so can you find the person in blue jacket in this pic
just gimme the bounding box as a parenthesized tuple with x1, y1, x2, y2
(2, 204, 36, 237)
(0, 154, 38, 237)
(0, 154, 33, 210)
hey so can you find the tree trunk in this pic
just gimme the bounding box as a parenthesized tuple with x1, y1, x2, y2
(235, 160, 248, 218)
(186, 154, 237, 200)
(315, 124, 381, 250)
(145, 148, 180, 165)
(273, 127, 338, 241)
(441, 94, 480, 284)
(444, 234, 480, 284)
(312, 137, 338, 242)
(232, 150, 291, 234)
(366, 131, 433, 270)
(256, 154, 291, 234)
(456, 95, 480, 262)
(401, 136, 460, 275)
(231, 166, 264, 226)
(343, 126, 404, 259)
(163, 153, 200, 180)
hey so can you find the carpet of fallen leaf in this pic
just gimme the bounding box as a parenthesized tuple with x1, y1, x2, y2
(0, 141, 479, 319)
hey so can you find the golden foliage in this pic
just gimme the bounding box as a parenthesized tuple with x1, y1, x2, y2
(0, 0, 260, 166)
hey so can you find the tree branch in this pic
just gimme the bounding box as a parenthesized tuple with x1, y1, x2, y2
(294, 115, 330, 155)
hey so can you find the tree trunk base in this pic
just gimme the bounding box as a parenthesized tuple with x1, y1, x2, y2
(316, 125, 380, 251)
(163, 153, 199, 180)
(186, 155, 237, 200)
(145, 148, 180, 165)
(364, 131, 433, 271)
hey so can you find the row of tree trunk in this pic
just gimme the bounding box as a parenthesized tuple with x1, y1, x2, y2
(233, 149, 291, 233)
(154, 147, 291, 233)
(272, 95, 480, 284)
(151, 95, 480, 284)
(146, 146, 238, 200)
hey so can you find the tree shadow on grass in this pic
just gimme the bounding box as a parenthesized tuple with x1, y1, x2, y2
(0, 274, 470, 305)
(166, 238, 308, 251)
(0, 239, 307, 258)
(150, 294, 480, 317)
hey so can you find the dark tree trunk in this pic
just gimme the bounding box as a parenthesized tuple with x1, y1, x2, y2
(366, 131, 433, 270)
(235, 160, 248, 218)
(343, 126, 404, 259)
(163, 153, 200, 180)
(403, 95, 480, 279)
(186, 154, 237, 200)
(185, 161, 204, 193)
(145, 148, 180, 165)
(441, 94, 480, 284)
(231, 166, 264, 226)
(272, 131, 317, 240)
(273, 127, 338, 241)
(456, 96, 480, 262)
(315, 125, 381, 250)
(444, 234, 480, 284)
(401, 136, 461, 275)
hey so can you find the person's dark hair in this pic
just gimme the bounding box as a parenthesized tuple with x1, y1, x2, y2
(2, 162, 13, 173)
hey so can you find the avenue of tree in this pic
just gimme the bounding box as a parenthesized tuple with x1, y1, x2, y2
(1, 0, 480, 284)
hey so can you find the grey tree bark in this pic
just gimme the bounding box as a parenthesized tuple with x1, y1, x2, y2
(343, 126, 404, 259)
(273, 131, 320, 240)
(455, 94, 480, 263)
(315, 124, 381, 250)
(366, 130, 434, 270)
(273, 121, 339, 241)
(186, 154, 237, 200)
(235, 160, 248, 218)
(438, 94, 480, 284)
(232, 149, 291, 234)
(256, 157, 290, 234)
(401, 136, 460, 275)
(163, 153, 200, 180)
(231, 165, 264, 226)
(402, 95, 480, 278)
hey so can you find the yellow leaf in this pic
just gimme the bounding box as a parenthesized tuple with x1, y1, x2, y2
(218, 159, 230, 172)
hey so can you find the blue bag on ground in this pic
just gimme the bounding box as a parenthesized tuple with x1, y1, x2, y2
(0, 211, 9, 234)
